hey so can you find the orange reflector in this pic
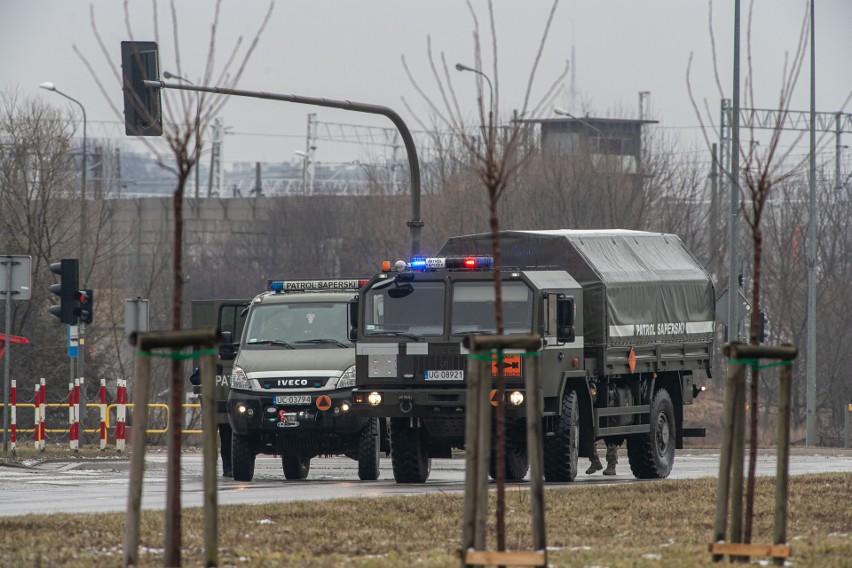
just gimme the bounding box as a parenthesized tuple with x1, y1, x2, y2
(489, 390, 499, 407)
(491, 354, 521, 377)
(381, 261, 391, 272)
(316, 395, 332, 411)
(628, 347, 637, 373)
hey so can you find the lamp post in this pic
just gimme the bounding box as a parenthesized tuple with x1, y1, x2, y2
(455, 63, 494, 145)
(40, 82, 87, 205)
(553, 106, 606, 148)
(164, 71, 203, 199)
(40, 81, 88, 437)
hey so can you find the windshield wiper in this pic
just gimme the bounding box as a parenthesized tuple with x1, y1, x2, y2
(452, 330, 496, 336)
(251, 339, 295, 349)
(295, 338, 350, 348)
(370, 330, 423, 342)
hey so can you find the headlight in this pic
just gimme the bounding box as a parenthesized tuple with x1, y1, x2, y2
(367, 392, 382, 406)
(508, 391, 525, 406)
(335, 365, 356, 389)
(230, 365, 252, 390)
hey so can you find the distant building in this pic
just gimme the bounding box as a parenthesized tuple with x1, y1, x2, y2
(520, 116, 658, 174)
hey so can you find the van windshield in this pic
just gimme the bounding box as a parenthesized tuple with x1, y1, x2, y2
(244, 302, 351, 347)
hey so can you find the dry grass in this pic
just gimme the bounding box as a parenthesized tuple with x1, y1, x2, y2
(1, 473, 850, 567)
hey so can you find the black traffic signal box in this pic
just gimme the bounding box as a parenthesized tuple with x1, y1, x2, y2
(77, 289, 94, 325)
(121, 41, 163, 136)
(49, 259, 79, 325)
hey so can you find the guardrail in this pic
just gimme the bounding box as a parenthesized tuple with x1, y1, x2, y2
(1, 377, 207, 452)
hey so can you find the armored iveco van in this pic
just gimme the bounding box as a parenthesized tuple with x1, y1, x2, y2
(352, 230, 713, 483)
(227, 279, 383, 482)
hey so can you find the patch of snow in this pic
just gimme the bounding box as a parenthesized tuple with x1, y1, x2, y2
(256, 518, 274, 524)
(828, 532, 849, 538)
(569, 546, 592, 551)
(659, 538, 675, 548)
(641, 553, 662, 561)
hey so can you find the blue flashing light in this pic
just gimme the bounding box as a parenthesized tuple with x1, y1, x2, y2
(269, 280, 284, 291)
(409, 256, 428, 271)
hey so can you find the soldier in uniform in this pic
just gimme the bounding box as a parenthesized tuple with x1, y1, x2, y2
(190, 365, 233, 477)
(586, 440, 619, 476)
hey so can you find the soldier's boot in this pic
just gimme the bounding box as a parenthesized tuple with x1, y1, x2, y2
(585, 455, 603, 475)
(603, 444, 618, 476)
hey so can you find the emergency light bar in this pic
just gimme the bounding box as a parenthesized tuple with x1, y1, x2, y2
(267, 279, 368, 292)
(382, 256, 494, 272)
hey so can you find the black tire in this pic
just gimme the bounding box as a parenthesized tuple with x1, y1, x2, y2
(543, 389, 580, 482)
(231, 431, 256, 482)
(489, 426, 530, 481)
(390, 418, 431, 483)
(282, 455, 311, 480)
(357, 418, 381, 481)
(627, 388, 676, 479)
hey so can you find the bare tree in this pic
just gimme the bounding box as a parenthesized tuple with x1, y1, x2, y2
(402, 0, 566, 551)
(77, 1, 273, 563)
(685, 0, 850, 545)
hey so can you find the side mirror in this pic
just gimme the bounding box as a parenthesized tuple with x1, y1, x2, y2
(348, 298, 359, 342)
(556, 295, 576, 343)
(218, 330, 236, 360)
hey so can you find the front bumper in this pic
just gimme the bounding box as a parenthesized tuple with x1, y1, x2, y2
(228, 388, 366, 436)
(351, 387, 530, 419)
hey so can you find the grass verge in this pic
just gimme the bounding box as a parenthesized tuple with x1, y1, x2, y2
(0, 473, 850, 567)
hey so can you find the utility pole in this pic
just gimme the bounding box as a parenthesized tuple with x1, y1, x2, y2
(207, 118, 223, 198)
(806, 0, 817, 446)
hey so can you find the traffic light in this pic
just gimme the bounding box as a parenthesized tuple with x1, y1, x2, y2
(121, 41, 163, 136)
(78, 289, 94, 325)
(48, 259, 79, 325)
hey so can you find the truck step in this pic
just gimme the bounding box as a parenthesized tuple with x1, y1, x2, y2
(682, 427, 706, 437)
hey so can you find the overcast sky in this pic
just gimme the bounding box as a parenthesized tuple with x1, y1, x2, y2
(2, 1, 850, 166)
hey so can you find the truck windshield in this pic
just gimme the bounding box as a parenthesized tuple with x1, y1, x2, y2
(451, 280, 533, 335)
(244, 302, 351, 347)
(363, 280, 445, 336)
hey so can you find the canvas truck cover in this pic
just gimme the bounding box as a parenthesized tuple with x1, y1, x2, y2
(438, 229, 715, 347)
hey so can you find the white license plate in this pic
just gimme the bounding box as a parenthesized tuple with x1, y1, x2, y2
(425, 370, 464, 381)
(274, 395, 312, 405)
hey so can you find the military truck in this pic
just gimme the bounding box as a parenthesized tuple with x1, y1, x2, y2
(351, 229, 713, 483)
(227, 278, 385, 482)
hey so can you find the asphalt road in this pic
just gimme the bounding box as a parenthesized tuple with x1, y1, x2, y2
(1, 449, 850, 517)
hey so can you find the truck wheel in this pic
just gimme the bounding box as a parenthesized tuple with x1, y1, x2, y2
(231, 431, 256, 482)
(357, 418, 381, 481)
(390, 418, 431, 483)
(489, 426, 530, 481)
(543, 389, 580, 482)
(627, 388, 676, 479)
(282, 455, 311, 480)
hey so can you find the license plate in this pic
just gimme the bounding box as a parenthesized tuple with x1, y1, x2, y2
(274, 395, 311, 405)
(425, 370, 464, 381)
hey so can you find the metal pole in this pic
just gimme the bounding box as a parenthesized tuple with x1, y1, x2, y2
(729, 363, 747, 547)
(845, 404, 850, 449)
(144, 80, 424, 257)
(2, 258, 12, 454)
(727, 0, 741, 346)
(806, 0, 817, 446)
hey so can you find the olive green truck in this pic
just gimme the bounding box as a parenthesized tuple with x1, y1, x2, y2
(351, 229, 713, 483)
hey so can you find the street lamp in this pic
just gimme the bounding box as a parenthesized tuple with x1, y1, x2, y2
(40, 81, 89, 436)
(553, 106, 606, 139)
(163, 71, 203, 199)
(40, 82, 87, 204)
(455, 63, 494, 142)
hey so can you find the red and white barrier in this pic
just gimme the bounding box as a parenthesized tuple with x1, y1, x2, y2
(38, 378, 46, 451)
(35, 384, 41, 450)
(68, 379, 79, 451)
(116, 378, 127, 453)
(10, 380, 16, 452)
(99, 379, 107, 451)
